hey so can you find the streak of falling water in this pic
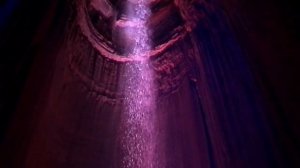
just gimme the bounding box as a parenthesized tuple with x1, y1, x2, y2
(120, 0, 157, 168)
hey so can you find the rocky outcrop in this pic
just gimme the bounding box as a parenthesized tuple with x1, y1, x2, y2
(69, 0, 206, 100)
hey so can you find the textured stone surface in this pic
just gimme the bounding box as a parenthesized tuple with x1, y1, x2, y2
(0, 0, 297, 167)
(71, 0, 206, 99)
(5, 1, 209, 167)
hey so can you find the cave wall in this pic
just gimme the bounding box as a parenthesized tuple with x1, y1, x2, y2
(0, 0, 299, 167)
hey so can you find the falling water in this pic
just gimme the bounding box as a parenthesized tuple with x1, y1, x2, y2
(119, 1, 157, 168)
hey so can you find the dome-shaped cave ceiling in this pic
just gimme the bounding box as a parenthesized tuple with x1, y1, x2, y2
(84, 0, 203, 56)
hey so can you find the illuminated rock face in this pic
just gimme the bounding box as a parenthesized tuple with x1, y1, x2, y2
(0, 1, 294, 168)
(34, 0, 207, 167)
(5, 0, 213, 167)
(73, 0, 206, 96)
(86, 0, 204, 54)
(67, 2, 205, 166)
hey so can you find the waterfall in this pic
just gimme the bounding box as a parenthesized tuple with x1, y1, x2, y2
(119, 1, 157, 168)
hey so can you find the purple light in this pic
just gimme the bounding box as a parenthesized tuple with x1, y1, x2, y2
(119, 1, 158, 167)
